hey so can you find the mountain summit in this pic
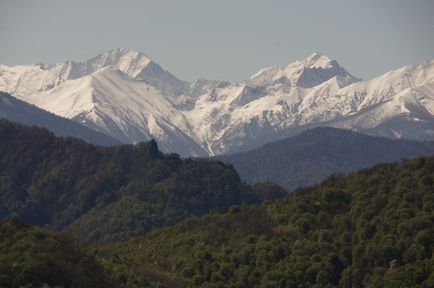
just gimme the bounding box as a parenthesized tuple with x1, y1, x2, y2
(248, 52, 359, 88)
(45, 47, 153, 80)
(0, 49, 433, 156)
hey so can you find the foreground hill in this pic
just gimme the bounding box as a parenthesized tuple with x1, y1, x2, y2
(112, 155, 434, 287)
(2, 147, 433, 287)
(218, 127, 434, 191)
(0, 120, 285, 242)
(0, 219, 118, 288)
(0, 91, 122, 146)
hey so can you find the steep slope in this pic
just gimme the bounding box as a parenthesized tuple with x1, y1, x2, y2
(111, 155, 434, 287)
(26, 67, 207, 156)
(0, 120, 285, 242)
(218, 127, 434, 191)
(0, 91, 121, 146)
(1, 49, 434, 156)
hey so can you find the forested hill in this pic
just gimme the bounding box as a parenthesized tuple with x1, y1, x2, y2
(0, 219, 119, 288)
(218, 127, 434, 191)
(2, 131, 433, 287)
(0, 218, 191, 288)
(113, 155, 434, 287)
(0, 120, 286, 242)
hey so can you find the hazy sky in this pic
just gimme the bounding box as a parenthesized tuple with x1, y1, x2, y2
(1, 0, 433, 81)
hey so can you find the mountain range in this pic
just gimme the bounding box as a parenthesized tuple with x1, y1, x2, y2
(1, 48, 433, 156)
(218, 127, 434, 191)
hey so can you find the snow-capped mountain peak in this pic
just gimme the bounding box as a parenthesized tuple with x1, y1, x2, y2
(302, 52, 333, 69)
(88, 47, 153, 78)
(90, 48, 188, 95)
(248, 52, 359, 88)
(44, 47, 153, 80)
(283, 52, 359, 88)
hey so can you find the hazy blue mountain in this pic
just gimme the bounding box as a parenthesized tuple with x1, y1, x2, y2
(218, 127, 434, 191)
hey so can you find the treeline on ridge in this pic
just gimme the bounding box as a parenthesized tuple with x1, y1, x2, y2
(0, 120, 285, 242)
(219, 127, 434, 192)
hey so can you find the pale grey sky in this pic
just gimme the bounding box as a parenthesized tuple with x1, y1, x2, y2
(1, 0, 433, 81)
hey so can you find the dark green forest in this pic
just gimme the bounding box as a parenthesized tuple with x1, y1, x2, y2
(0, 219, 118, 288)
(2, 155, 432, 287)
(0, 120, 284, 242)
(112, 156, 434, 287)
(0, 218, 190, 288)
(1, 120, 433, 287)
(218, 127, 434, 191)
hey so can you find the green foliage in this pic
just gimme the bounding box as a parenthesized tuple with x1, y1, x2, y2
(110, 156, 434, 287)
(0, 120, 286, 242)
(0, 219, 117, 288)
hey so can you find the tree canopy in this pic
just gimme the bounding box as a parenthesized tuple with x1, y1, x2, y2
(0, 120, 285, 242)
(111, 156, 434, 287)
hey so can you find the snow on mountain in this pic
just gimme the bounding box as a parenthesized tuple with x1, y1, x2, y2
(247, 52, 360, 88)
(26, 67, 207, 156)
(0, 48, 185, 98)
(0, 64, 62, 97)
(0, 49, 433, 156)
(327, 60, 434, 138)
(0, 91, 122, 146)
(45, 47, 153, 81)
(197, 58, 434, 154)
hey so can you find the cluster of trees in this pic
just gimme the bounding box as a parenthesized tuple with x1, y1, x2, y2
(0, 120, 285, 242)
(0, 219, 117, 288)
(112, 156, 434, 287)
(0, 218, 189, 288)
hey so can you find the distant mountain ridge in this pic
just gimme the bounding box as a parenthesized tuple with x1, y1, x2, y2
(218, 127, 434, 191)
(1, 49, 433, 156)
(0, 91, 121, 146)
